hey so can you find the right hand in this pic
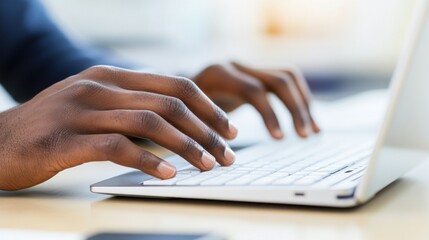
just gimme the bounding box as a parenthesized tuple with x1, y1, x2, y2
(0, 65, 237, 191)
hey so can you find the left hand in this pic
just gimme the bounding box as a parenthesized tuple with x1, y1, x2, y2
(193, 62, 320, 139)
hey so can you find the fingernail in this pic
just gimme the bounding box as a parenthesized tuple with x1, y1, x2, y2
(299, 128, 308, 138)
(313, 123, 321, 133)
(157, 162, 176, 178)
(224, 147, 236, 165)
(272, 128, 284, 139)
(305, 124, 313, 135)
(228, 121, 238, 136)
(201, 151, 216, 169)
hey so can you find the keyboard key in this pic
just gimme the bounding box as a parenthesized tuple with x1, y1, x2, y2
(307, 172, 330, 177)
(318, 164, 348, 173)
(225, 173, 267, 185)
(257, 166, 281, 171)
(234, 167, 255, 171)
(267, 163, 288, 168)
(198, 171, 221, 176)
(143, 174, 192, 186)
(221, 170, 249, 175)
(176, 168, 201, 175)
(292, 171, 311, 176)
(242, 162, 266, 168)
(143, 179, 177, 186)
(301, 165, 324, 172)
(176, 175, 217, 186)
(148, 136, 374, 188)
(249, 170, 273, 174)
(200, 174, 242, 186)
(314, 165, 367, 187)
(250, 173, 289, 185)
(211, 166, 235, 172)
(277, 166, 303, 173)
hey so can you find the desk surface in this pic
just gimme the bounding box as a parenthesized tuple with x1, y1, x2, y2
(0, 90, 428, 240)
(1, 142, 429, 240)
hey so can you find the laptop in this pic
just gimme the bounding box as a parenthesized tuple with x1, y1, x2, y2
(91, 0, 429, 208)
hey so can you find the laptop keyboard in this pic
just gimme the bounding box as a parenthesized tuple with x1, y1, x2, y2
(142, 136, 373, 187)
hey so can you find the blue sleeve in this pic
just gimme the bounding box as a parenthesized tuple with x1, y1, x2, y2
(0, 0, 133, 102)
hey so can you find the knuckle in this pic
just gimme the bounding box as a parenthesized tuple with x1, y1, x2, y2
(136, 151, 153, 168)
(205, 130, 222, 149)
(111, 110, 125, 124)
(162, 97, 189, 118)
(80, 65, 115, 77)
(182, 138, 199, 155)
(99, 134, 124, 155)
(79, 65, 124, 83)
(272, 77, 285, 87)
(69, 80, 106, 96)
(289, 105, 304, 119)
(204, 64, 225, 74)
(173, 77, 200, 98)
(286, 71, 298, 82)
(286, 65, 301, 76)
(137, 111, 163, 132)
(243, 81, 265, 96)
(214, 107, 228, 124)
(271, 75, 292, 88)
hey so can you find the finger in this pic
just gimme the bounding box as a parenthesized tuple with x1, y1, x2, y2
(281, 66, 312, 103)
(214, 65, 283, 139)
(77, 66, 238, 140)
(283, 68, 320, 133)
(65, 134, 177, 179)
(232, 62, 311, 137)
(77, 109, 232, 169)
(249, 92, 284, 139)
(112, 92, 236, 166)
(70, 87, 236, 166)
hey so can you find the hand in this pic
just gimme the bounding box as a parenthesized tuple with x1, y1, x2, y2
(0, 66, 237, 190)
(193, 62, 320, 139)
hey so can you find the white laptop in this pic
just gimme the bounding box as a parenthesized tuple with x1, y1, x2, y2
(91, 0, 429, 208)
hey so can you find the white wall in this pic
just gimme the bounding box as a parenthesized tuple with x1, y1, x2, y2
(41, 0, 418, 74)
(0, 0, 419, 104)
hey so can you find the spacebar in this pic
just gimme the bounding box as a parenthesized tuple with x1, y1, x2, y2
(313, 165, 366, 187)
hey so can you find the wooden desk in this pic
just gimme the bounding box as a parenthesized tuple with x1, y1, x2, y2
(1, 141, 429, 240)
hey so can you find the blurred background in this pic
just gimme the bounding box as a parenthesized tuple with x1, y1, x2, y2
(0, 0, 420, 105)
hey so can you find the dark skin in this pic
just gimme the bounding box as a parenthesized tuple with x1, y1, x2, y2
(195, 62, 320, 138)
(0, 63, 319, 191)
